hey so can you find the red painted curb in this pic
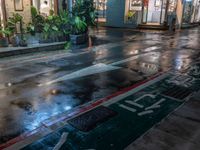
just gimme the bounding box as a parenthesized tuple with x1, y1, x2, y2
(0, 127, 43, 149)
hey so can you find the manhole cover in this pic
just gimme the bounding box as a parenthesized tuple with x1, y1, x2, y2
(68, 106, 117, 132)
(161, 86, 192, 100)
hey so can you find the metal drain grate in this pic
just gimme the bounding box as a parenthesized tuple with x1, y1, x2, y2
(68, 106, 117, 132)
(162, 86, 192, 100)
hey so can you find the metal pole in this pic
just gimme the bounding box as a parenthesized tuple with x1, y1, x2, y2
(68, 0, 73, 14)
(164, 0, 170, 25)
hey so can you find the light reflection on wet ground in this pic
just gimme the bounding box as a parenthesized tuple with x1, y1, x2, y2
(0, 27, 200, 144)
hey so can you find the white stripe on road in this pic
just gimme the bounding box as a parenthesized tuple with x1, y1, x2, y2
(142, 46, 161, 52)
(110, 51, 157, 66)
(40, 63, 121, 86)
(40, 51, 158, 86)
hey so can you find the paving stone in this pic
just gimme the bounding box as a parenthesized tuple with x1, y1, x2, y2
(157, 114, 200, 145)
(125, 128, 200, 150)
(174, 100, 200, 123)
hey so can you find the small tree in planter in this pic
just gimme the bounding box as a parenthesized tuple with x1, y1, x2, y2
(69, 0, 96, 45)
(0, 27, 11, 47)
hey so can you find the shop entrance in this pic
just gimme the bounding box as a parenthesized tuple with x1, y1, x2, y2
(142, 0, 167, 25)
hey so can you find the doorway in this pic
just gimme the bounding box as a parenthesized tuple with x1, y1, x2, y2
(142, 0, 167, 24)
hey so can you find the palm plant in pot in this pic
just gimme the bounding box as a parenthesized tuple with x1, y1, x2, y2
(69, 0, 96, 45)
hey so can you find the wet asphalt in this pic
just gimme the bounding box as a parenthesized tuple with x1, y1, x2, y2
(0, 27, 200, 144)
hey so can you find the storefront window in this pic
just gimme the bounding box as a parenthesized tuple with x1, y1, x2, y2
(94, 0, 107, 22)
(125, 0, 142, 24)
(32, 0, 55, 16)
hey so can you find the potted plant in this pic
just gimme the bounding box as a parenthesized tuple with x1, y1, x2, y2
(69, 0, 96, 45)
(26, 23, 38, 45)
(70, 16, 88, 44)
(0, 27, 11, 47)
(40, 22, 52, 43)
(7, 13, 25, 47)
(27, 6, 45, 44)
(57, 10, 70, 42)
(39, 10, 63, 43)
(40, 15, 58, 43)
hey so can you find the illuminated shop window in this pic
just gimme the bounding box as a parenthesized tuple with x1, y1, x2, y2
(125, 0, 142, 24)
(94, 0, 107, 22)
(141, 0, 167, 24)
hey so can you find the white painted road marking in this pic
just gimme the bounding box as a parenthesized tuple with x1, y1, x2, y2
(40, 52, 157, 86)
(117, 94, 166, 116)
(118, 104, 137, 113)
(40, 63, 121, 86)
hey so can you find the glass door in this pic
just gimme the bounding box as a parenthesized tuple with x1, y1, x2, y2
(182, 0, 193, 24)
(142, 0, 167, 24)
(160, 0, 167, 24)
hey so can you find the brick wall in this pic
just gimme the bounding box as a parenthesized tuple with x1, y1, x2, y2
(5, 0, 32, 25)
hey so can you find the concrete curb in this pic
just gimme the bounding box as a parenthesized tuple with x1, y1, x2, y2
(0, 42, 66, 58)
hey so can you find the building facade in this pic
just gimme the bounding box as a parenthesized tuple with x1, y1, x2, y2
(0, 0, 199, 29)
(95, 0, 200, 28)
